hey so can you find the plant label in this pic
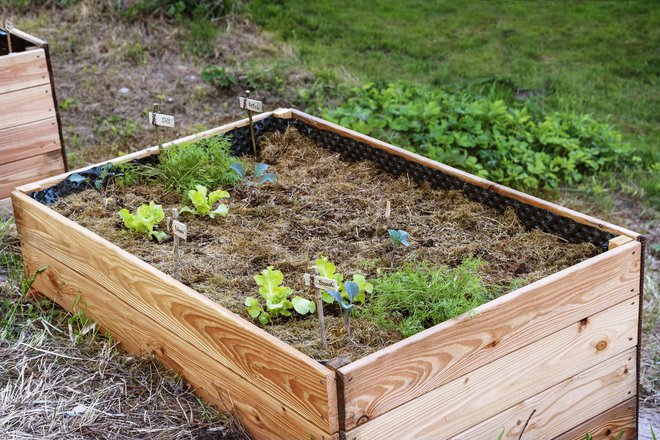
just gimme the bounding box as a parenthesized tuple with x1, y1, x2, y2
(304, 274, 338, 291)
(172, 220, 187, 240)
(239, 97, 263, 113)
(148, 112, 175, 128)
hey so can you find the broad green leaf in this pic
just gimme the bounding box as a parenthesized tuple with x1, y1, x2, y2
(208, 189, 230, 205)
(344, 281, 360, 302)
(209, 204, 229, 219)
(292, 296, 316, 315)
(230, 162, 246, 179)
(150, 230, 168, 243)
(257, 172, 277, 186)
(254, 163, 269, 178)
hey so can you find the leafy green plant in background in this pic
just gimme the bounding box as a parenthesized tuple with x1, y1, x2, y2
(201, 65, 237, 89)
(245, 266, 315, 325)
(323, 82, 641, 192)
(180, 184, 230, 219)
(366, 259, 487, 337)
(118, 202, 168, 242)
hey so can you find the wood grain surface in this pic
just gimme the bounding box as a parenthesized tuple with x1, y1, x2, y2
(0, 49, 49, 94)
(554, 398, 637, 440)
(0, 83, 54, 131)
(344, 298, 639, 439)
(12, 191, 338, 438)
(0, 117, 61, 164)
(0, 150, 64, 199)
(452, 347, 636, 439)
(340, 241, 641, 430)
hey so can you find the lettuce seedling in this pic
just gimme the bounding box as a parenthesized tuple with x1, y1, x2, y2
(326, 281, 360, 337)
(118, 202, 168, 242)
(180, 184, 229, 219)
(245, 266, 315, 325)
(388, 229, 410, 268)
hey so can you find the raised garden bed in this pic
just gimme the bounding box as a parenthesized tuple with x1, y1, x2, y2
(12, 109, 645, 440)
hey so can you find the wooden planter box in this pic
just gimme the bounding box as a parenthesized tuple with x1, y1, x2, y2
(12, 109, 645, 440)
(0, 24, 67, 216)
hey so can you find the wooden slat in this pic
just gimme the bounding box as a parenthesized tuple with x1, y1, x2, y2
(0, 83, 54, 130)
(17, 108, 289, 193)
(555, 398, 637, 440)
(345, 298, 639, 439)
(289, 109, 639, 239)
(453, 348, 636, 439)
(0, 49, 49, 94)
(11, 191, 338, 437)
(609, 235, 633, 250)
(21, 243, 331, 440)
(0, 117, 61, 164)
(0, 150, 64, 199)
(340, 241, 641, 429)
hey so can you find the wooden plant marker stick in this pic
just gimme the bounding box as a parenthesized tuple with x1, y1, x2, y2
(305, 266, 328, 351)
(149, 103, 175, 154)
(238, 90, 263, 157)
(4, 20, 14, 53)
(170, 209, 187, 281)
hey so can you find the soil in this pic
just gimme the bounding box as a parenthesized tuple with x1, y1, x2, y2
(51, 129, 600, 361)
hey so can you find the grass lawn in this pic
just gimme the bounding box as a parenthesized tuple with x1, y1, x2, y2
(250, 0, 659, 165)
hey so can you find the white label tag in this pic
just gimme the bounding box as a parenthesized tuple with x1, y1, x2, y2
(239, 97, 263, 113)
(172, 220, 187, 240)
(303, 274, 338, 291)
(149, 112, 175, 128)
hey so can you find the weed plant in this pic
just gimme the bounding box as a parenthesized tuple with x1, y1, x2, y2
(365, 259, 488, 337)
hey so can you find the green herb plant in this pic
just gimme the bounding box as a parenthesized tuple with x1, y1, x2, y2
(388, 229, 410, 268)
(366, 259, 487, 337)
(230, 162, 277, 203)
(245, 266, 316, 324)
(118, 202, 168, 242)
(180, 184, 230, 219)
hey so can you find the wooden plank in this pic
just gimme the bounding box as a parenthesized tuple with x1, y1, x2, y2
(340, 241, 641, 430)
(289, 109, 639, 239)
(0, 49, 49, 94)
(11, 191, 338, 436)
(555, 398, 637, 440)
(0, 150, 64, 199)
(3, 27, 47, 47)
(0, 84, 55, 131)
(345, 298, 639, 439)
(0, 117, 61, 164)
(609, 235, 633, 250)
(16, 108, 290, 193)
(452, 348, 636, 439)
(21, 242, 332, 440)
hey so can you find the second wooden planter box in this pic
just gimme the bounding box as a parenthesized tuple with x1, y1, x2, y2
(12, 109, 644, 440)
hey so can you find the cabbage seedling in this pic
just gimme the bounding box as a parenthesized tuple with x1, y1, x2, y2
(315, 256, 372, 304)
(118, 202, 168, 242)
(326, 281, 360, 337)
(230, 162, 277, 203)
(180, 184, 229, 219)
(388, 229, 410, 268)
(245, 266, 315, 325)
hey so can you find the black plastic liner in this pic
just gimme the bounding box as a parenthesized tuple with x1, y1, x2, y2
(30, 115, 613, 250)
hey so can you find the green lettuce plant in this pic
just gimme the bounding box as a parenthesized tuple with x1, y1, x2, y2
(245, 266, 315, 324)
(180, 184, 229, 219)
(118, 202, 168, 242)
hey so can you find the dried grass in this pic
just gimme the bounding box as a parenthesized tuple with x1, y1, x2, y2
(52, 129, 599, 361)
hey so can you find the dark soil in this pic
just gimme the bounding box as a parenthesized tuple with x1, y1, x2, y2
(51, 129, 600, 361)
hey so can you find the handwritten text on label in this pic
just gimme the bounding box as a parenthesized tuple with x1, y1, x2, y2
(172, 220, 187, 240)
(148, 112, 175, 128)
(303, 274, 338, 291)
(238, 97, 263, 113)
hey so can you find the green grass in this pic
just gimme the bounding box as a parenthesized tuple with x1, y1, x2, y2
(250, 0, 659, 195)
